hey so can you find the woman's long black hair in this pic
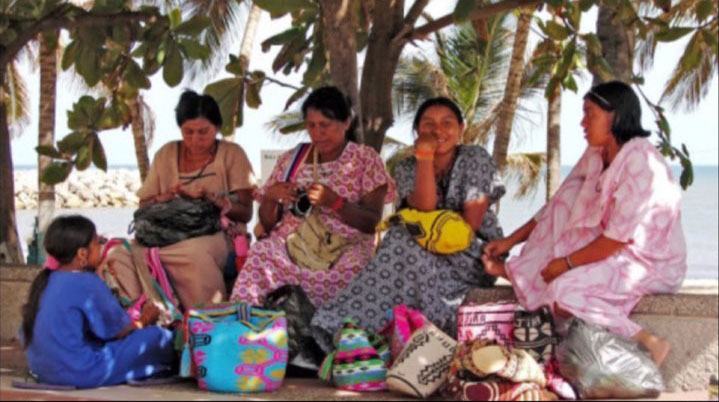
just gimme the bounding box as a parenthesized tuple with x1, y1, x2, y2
(21, 215, 96, 349)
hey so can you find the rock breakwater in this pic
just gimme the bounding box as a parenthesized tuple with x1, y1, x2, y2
(14, 169, 141, 209)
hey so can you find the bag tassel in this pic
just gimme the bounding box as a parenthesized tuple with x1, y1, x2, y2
(318, 351, 336, 382)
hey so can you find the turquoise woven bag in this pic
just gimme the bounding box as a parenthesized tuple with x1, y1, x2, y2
(180, 302, 288, 393)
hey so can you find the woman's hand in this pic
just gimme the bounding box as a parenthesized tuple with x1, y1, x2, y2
(264, 182, 298, 206)
(484, 237, 516, 258)
(414, 136, 438, 153)
(139, 302, 161, 327)
(306, 183, 339, 209)
(540, 257, 569, 284)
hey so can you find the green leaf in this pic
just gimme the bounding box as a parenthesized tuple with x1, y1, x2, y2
(658, 115, 671, 136)
(61, 40, 79, 71)
(695, 0, 714, 21)
(57, 132, 88, 154)
(272, 36, 308, 73)
(279, 121, 305, 134)
(123, 59, 151, 89)
(225, 54, 246, 76)
(303, 42, 326, 86)
(77, 46, 101, 87)
(680, 33, 702, 70)
(204, 78, 244, 135)
(92, 134, 108, 171)
(542, 20, 570, 41)
(245, 81, 262, 109)
(35, 145, 62, 159)
(557, 39, 577, 76)
(76, 145, 92, 170)
(701, 29, 718, 54)
(581, 33, 602, 56)
(544, 75, 561, 100)
(562, 74, 578, 92)
(578, 0, 594, 12)
(174, 14, 210, 36)
(67, 96, 104, 130)
(41, 162, 72, 185)
(163, 40, 183, 87)
(168, 8, 182, 30)
(178, 39, 210, 60)
(254, 0, 315, 19)
(655, 26, 693, 42)
(284, 86, 308, 111)
(453, 0, 476, 22)
(261, 27, 306, 53)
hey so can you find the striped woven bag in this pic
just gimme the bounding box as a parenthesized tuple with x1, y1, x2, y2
(319, 318, 390, 392)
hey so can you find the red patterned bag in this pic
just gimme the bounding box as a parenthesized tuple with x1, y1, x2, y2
(457, 301, 516, 345)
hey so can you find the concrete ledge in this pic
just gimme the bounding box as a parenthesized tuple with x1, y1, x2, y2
(464, 286, 719, 392)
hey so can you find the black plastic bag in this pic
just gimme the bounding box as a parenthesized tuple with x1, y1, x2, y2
(263, 285, 324, 370)
(556, 318, 664, 399)
(130, 197, 221, 247)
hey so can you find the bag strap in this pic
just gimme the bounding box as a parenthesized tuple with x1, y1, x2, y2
(284, 143, 312, 182)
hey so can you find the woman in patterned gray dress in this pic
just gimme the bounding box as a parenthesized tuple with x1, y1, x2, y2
(311, 97, 505, 352)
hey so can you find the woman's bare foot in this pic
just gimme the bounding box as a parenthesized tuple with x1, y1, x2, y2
(481, 254, 508, 279)
(634, 329, 671, 367)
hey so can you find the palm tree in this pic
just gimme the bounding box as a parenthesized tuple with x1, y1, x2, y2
(493, 7, 533, 171)
(37, 32, 59, 260)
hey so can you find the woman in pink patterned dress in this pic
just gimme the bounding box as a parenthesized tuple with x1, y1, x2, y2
(230, 86, 396, 307)
(482, 81, 686, 366)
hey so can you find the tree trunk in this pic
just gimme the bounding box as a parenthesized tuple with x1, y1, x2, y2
(359, 0, 407, 151)
(38, 32, 58, 241)
(0, 95, 25, 264)
(546, 84, 561, 201)
(492, 7, 532, 170)
(319, 0, 363, 143)
(129, 95, 150, 182)
(234, 1, 262, 140)
(593, 4, 635, 85)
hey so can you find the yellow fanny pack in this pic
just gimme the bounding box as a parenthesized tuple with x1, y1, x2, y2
(376, 208, 474, 254)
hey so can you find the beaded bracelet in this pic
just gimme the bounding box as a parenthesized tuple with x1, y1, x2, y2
(414, 149, 435, 161)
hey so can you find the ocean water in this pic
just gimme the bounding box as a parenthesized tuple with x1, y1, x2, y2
(14, 165, 718, 279)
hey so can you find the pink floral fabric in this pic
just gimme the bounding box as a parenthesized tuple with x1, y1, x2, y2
(505, 138, 687, 337)
(230, 142, 396, 307)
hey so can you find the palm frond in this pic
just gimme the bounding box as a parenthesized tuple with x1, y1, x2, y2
(3, 62, 31, 138)
(504, 152, 546, 200)
(661, 31, 718, 112)
(138, 94, 156, 147)
(182, 0, 248, 85)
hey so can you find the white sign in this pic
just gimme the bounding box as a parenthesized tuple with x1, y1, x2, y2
(260, 150, 286, 185)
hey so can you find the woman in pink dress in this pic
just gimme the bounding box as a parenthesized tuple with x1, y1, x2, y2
(481, 81, 686, 366)
(230, 86, 396, 307)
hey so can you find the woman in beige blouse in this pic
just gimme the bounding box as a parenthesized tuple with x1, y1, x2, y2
(103, 90, 255, 309)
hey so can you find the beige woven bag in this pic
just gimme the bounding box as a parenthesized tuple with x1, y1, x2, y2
(286, 147, 350, 271)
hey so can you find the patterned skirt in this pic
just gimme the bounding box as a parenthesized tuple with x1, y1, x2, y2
(311, 226, 496, 352)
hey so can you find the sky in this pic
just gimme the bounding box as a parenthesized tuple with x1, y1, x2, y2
(10, 3, 719, 180)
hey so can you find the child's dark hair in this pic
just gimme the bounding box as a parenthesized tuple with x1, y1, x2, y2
(175, 90, 223, 128)
(583, 80, 650, 145)
(301, 86, 358, 142)
(413, 97, 464, 131)
(21, 215, 96, 349)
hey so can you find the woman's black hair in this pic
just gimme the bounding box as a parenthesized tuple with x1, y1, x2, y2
(413, 97, 464, 131)
(301, 86, 358, 142)
(175, 90, 223, 128)
(21, 215, 96, 349)
(583, 80, 650, 145)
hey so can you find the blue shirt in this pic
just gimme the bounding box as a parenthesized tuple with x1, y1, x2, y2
(24, 271, 132, 386)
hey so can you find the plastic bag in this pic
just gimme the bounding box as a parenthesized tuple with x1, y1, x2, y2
(131, 197, 221, 247)
(555, 318, 664, 399)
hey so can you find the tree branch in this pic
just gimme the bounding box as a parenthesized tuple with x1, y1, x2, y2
(0, 9, 162, 70)
(406, 0, 543, 40)
(404, 0, 430, 27)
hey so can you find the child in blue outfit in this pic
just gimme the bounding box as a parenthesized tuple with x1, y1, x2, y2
(21, 215, 177, 388)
